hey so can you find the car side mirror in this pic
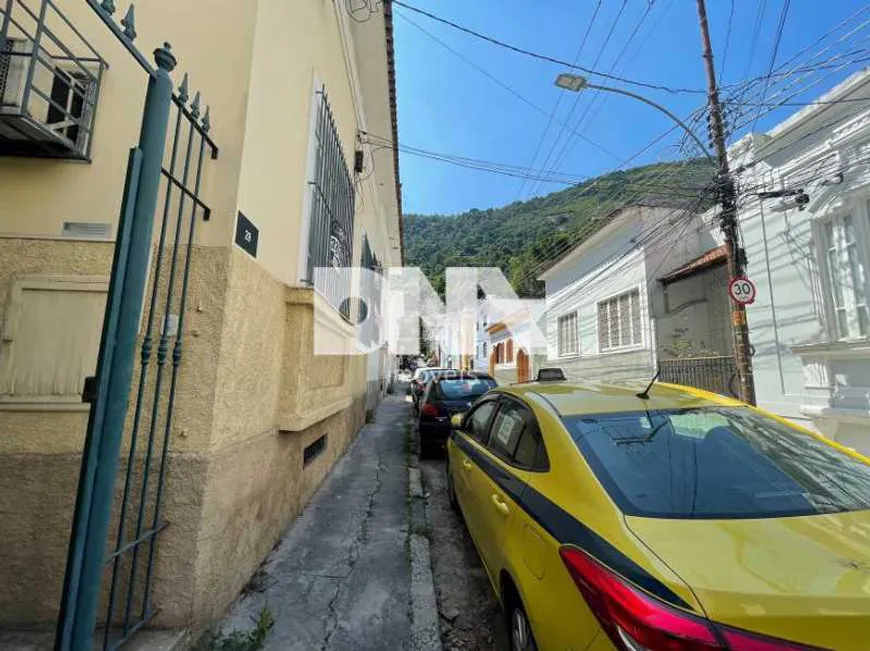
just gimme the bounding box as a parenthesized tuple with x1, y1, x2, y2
(450, 413, 465, 429)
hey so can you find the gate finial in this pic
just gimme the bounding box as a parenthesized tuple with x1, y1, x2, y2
(202, 106, 211, 133)
(100, 0, 116, 14)
(121, 5, 137, 40)
(190, 92, 201, 120)
(178, 73, 190, 104)
(153, 43, 177, 73)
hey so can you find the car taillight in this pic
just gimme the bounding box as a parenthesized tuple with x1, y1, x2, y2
(420, 402, 440, 417)
(559, 547, 824, 651)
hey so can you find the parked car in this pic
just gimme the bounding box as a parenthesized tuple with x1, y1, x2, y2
(417, 371, 496, 458)
(446, 379, 870, 651)
(409, 366, 454, 411)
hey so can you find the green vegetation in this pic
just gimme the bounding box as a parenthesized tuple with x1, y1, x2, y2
(403, 160, 715, 297)
(194, 607, 275, 651)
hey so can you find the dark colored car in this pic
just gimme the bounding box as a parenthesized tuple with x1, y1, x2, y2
(410, 367, 455, 411)
(418, 372, 497, 457)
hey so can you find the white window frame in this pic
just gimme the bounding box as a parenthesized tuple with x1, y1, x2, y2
(595, 286, 646, 354)
(556, 311, 579, 358)
(816, 199, 870, 342)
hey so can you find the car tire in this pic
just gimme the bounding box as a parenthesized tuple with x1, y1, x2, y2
(507, 596, 538, 651)
(446, 461, 460, 513)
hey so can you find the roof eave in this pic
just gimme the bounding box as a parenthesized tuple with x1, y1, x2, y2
(383, 0, 404, 265)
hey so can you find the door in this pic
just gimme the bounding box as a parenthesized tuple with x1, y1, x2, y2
(450, 398, 499, 537)
(469, 398, 536, 584)
(516, 349, 529, 383)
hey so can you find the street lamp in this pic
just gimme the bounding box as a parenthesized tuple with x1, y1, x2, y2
(554, 73, 713, 161)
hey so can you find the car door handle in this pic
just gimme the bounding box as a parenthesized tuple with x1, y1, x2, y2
(462, 459, 472, 471)
(491, 494, 510, 517)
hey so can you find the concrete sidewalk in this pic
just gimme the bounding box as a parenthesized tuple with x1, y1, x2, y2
(215, 389, 427, 651)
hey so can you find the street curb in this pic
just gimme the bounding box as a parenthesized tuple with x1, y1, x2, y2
(408, 467, 443, 651)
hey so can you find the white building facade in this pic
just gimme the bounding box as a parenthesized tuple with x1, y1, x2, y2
(539, 205, 726, 384)
(733, 69, 870, 451)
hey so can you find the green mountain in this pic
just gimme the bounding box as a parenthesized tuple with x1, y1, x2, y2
(403, 159, 716, 297)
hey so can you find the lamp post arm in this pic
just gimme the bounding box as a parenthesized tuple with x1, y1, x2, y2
(585, 83, 714, 162)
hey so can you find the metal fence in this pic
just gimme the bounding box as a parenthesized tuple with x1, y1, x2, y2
(659, 355, 738, 398)
(306, 87, 355, 320)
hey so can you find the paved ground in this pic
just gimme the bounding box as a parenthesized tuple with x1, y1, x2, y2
(216, 390, 416, 651)
(212, 382, 507, 651)
(418, 456, 508, 651)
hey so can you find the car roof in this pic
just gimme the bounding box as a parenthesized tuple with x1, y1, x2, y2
(414, 366, 449, 375)
(495, 379, 743, 416)
(433, 371, 494, 382)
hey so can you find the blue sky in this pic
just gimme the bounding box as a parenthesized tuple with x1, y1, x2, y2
(392, 0, 868, 215)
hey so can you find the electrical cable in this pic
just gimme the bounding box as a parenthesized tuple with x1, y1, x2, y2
(514, 0, 603, 202)
(747, 0, 791, 135)
(391, 0, 707, 95)
(525, 0, 637, 200)
(535, 0, 663, 200)
(395, 11, 622, 163)
(719, 0, 736, 82)
(741, 0, 768, 84)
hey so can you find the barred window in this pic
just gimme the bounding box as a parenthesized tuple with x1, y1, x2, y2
(307, 87, 355, 317)
(557, 312, 578, 357)
(598, 289, 642, 352)
(360, 234, 382, 344)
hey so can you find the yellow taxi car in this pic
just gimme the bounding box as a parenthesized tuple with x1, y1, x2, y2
(445, 377, 870, 651)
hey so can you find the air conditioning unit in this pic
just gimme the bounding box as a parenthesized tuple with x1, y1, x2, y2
(0, 37, 94, 155)
(0, 38, 32, 111)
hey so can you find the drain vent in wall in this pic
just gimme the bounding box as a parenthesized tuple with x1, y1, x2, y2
(62, 221, 112, 239)
(303, 434, 327, 467)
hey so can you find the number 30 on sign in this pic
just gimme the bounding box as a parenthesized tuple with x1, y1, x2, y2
(729, 277, 756, 305)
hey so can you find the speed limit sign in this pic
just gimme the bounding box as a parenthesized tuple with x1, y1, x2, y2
(729, 277, 756, 305)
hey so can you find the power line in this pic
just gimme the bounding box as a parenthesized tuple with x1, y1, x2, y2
(523, 0, 632, 200)
(391, 0, 707, 95)
(395, 11, 622, 163)
(741, 0, 768, 83)
(718, 0, 736, 82)
(747, 0, 792, 135)
(514, 0, 603, 202)
(533, 1, 660, 200)
(360, 132, 705, 199)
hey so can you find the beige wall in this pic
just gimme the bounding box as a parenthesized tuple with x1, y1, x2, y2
(0, 0, 400, 633)
(237, 0, 401, 287)
(0, 0, 259, 247)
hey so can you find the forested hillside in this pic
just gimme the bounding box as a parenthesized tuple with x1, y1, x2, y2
(403, 160, 716, 297)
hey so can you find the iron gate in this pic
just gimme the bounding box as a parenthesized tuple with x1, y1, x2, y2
(55, 3, 218, 650)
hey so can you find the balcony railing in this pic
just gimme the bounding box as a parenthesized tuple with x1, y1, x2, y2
(0, 0, 106, 160)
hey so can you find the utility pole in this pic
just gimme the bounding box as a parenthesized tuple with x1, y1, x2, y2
(696, 0, 756, 405)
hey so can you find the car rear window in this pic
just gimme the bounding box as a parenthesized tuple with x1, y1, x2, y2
(437, 378, 496, 399)
(563, 407, 870, 519)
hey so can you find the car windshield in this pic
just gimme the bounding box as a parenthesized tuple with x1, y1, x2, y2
(563, 407, 870, 519)
(436, 378, 496, 400)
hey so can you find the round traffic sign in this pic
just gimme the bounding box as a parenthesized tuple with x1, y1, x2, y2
(729, 277, 756, 305)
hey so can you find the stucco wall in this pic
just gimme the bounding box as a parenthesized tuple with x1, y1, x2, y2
(0, 0, 399, 633)
(0, 0, 259, 248)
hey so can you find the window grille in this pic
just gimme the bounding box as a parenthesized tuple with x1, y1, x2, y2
(307, 87, 355, 319)
(557, 312, 578, 357)
(598, 289, 643, 352)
